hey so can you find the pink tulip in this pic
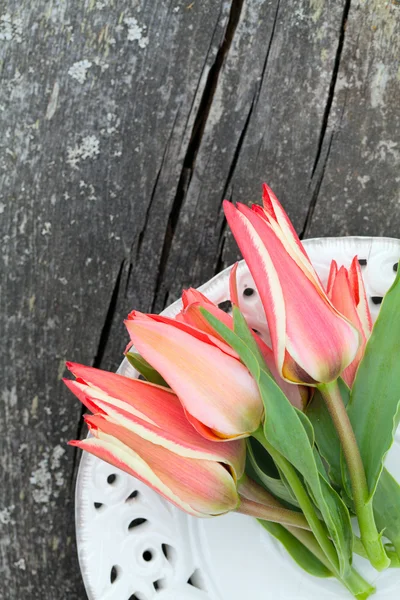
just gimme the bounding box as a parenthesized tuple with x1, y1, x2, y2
(66, 364, 310, 530)
(223, 185, 360, 385)
(177, 284, 310, 409)
(65, 363, 245, 517)
(326, 257, 372, 387)
(125, 311, 264, 439)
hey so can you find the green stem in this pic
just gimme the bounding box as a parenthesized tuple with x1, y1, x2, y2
(343, 570, 376, 600)
(354, 535, 400, 568)
(237, 496, 310, 530)
(318, 380, 390, 571)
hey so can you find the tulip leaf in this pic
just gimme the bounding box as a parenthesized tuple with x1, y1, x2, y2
(347, 269, 400, 500)
(201, 307, 353, 576)
(246, 438, 300, 508)
(231, 305, 271, 372)
(199, 307, 263, 377)
(372, 468, 400, 559)
(296, 408, 315, 447)
(126, 352, 168, 387)
(258, 520, 332, 578)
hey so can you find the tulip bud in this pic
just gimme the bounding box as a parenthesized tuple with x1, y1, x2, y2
(65, 363, 245, 516)
(326, 257, 372, 387)
(223, 187, 360, 385)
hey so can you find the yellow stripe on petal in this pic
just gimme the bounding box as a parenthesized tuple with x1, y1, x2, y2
(225, 201, 286, 377)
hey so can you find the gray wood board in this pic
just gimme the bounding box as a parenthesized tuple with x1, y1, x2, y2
(1, 0, 399, 598)
(0, 0, 232, 597)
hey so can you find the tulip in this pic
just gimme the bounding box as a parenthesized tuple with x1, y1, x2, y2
(223, 186, 360, 385)
(326, 257, 372, 387)
(124, 311, 264, 440)
(65, 363, 245, 516)
(65, 363, 310, 529)
(177, 284, 310, 409)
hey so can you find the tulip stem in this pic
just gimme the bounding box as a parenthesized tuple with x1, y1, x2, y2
(318, 379, 390, 572)
(253, 430, 374, 598)
(237, 496, 311, 530)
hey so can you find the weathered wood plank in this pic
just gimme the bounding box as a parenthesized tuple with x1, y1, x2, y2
(306, 0, 400, 238)
(148, 0, 351, 308)
(0, 1, 232, 597)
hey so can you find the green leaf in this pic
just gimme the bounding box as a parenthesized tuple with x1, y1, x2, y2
(348, 270, 400, 499)
(126, 352, 168, 387)
(258, 369, 353, 576)
(231, 305, 270, 372)
(199, 307, 263, 379)
(246, 438, 300, 508)
(373, 468, 400, 558)
(296, 408, 315, 446)
(258, 520, 332, 578)
(201, 307, 353, 576)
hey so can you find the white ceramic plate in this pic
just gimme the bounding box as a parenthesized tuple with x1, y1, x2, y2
(75, 237, 400, 600)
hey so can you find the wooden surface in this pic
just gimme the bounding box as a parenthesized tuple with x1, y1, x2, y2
(0, 0, 399, 598)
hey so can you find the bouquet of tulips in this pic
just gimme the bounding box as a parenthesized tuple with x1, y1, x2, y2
(65, 184, 400, 598)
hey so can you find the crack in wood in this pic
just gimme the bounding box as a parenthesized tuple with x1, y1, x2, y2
(151, 0, 245, 312)
(300, 0, 352, 239)
(92, 260, 126, 369)
(180, 6, 225, 144)
(254, 0, 281, 107)
(135, 107, 182, 261)
(310, 0, 352, 179)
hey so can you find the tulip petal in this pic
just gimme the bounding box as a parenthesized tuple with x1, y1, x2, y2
(258, 184, 324, 292)
(262, 184, 309, 259)
(179, 289, 233, 339)
(223, 200, 286, 376)
(328, 266, 362, 336)
(63, 377, 107, 415)
(326, 260, 338, 297)
(125, 315, 263, 437)
(65, 365, 245, 479)
(182, 288, 213, 309)
(71, 420, 239, 516)
(326, 258, 372, 387)
(92, 416, 239, 514)
(128, 310, 239, 360)
(348, 257, 372, 338)
(327, 266, 365, 387)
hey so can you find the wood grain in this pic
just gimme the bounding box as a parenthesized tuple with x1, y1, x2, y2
(1, 0, 399, 597)
(0, 1, 233, 597)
